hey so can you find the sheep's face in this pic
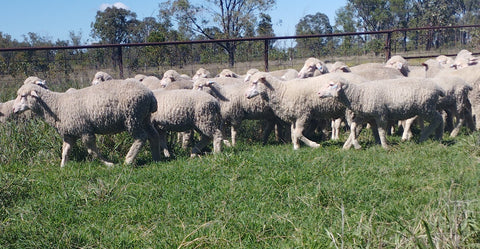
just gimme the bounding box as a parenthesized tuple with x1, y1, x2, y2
(193, 79, 215, 92)
(192, 68, 211, 80)
(245, 74, 268, 99)
(13, 88, 38, 114)
(92, 72, 113, 85)
(318, 81, 342, 99)
(298, 58, 326, 78)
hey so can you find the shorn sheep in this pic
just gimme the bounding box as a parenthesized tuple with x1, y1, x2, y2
(245, 72, 346, 150)
(318, 77, 444, 149)
(13, 80, 161, 167)
(150, 89, 223, 157)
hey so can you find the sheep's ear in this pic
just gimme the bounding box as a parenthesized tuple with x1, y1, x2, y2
(30, 90, 39, 98)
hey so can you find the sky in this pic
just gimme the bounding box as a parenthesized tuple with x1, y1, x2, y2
(0, 0, 347, 45)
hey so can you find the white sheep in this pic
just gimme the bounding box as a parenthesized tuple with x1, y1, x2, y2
(217, 69, 240, 78)
(0, 76, 48, 123)
(326, 61, 351, 73)
(453, 49, 478, 69)
(160, 69, 193, 89)
(192, 68, 213, 80)
(349, 62, 405, 80)
(297, 57, 328, 78)
(193, 78, 281, 146)
(13, 80, 161, 167)
(245, 72, 346, 150)
(385, 55, 410, 76)
(318, 77, 444, 149)
(91, 71, 113, 85)
(150, 89, 223, 157)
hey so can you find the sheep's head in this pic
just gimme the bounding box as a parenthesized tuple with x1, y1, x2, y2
(193, 78, 215, 91)
(134, 74, 147, 82)
(192, 68, 212, 80)
(245, 72, 270, 99)
(244, 68, 260, 82)
(92, 71, 113, 85)
(298, 57, 327, 78)
(318, 81, 344, 99)
(386, 55, 409, 76)
(160, 70, 181, 87)
(13, 84, 42, 114)
(24, 76, 48, 89)
(217, 69, 238, 78)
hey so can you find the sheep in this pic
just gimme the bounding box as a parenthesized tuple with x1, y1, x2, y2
(193, 78, 281, 147)
(245, 72, 346, 150)
(297, 57, 328, 78)
(385, 55, 410, 76)
(12, 80, 161, 167)
(192, 68, 213, 80)
(139, 75, 164, 90)
(318, 77, 444, 149)
(217, 69, 240, 78)
(91, 71, 113, 85)
(160, 69, 193, 89)
(150, 89, 223, 157)
(453, 49, 478, 69)
(349, 62, 405, 80)
(0, 76, 48, 123)
(326, 61, 351, 73)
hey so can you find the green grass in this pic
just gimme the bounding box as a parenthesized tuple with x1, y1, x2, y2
(1, 119, 479, 248)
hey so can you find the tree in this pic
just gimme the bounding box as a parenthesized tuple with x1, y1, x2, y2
(91, 6, 139, 77)
(160, 0, 276, 67)
(295, 12, 333, 57)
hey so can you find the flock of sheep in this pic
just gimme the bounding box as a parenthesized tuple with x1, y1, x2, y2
(2, 49, 480, 167)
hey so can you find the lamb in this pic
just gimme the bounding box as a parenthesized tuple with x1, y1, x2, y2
(318, 77, 444, 149)
(245, 72, 346, 150)
(150, 89, 223, 157)
(193, 78, 281, 146)
(12, 80, 161, 167)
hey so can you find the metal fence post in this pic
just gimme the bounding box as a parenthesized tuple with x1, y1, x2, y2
(385, 31, 392, 61)
(264, 39, 269, 72)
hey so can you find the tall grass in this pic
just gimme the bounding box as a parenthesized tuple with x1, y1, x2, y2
(1, 117, 479, 248)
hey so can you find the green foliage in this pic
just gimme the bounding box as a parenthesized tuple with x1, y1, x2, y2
(1, 116, 480, 248)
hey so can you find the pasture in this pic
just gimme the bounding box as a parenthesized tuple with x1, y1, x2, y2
(1, 115, 479, 248)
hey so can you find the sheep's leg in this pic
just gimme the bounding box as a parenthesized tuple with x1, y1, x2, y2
(191, 134, 210, 157)
(145, 123, 162, 161)
(377, 125, 389, 149)
(82, 134, 114, 166)
(419, 111, 444, 142)
(262, 120, 275, 145)
(157, 129, 171, 158)
(125, 131, 148, 165)
(230, 125, 237, 147)
(60, 136, 77, 167)
(212, 129, 223, 153)
(292, 119, 320, 149)
(401, 116, 417, 141)
(331, 118, 342, 140)
(450, 115, 464, 137)
(343, 121, 361, 149)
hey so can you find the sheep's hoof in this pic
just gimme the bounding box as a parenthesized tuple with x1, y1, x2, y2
(293, 144, 300, 150)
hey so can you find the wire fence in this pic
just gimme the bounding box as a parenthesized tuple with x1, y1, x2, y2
(0, 24, 479, 100)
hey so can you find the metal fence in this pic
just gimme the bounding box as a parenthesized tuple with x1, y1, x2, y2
(0, 24, 479, 98)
